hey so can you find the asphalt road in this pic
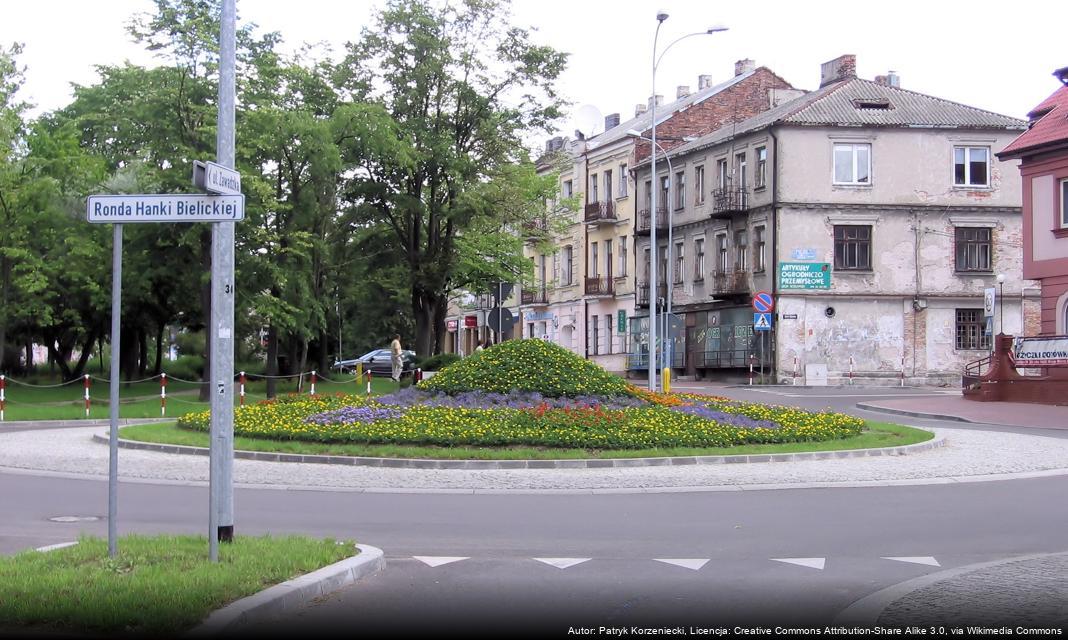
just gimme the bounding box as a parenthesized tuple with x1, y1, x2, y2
(3, 386, 1067, 634)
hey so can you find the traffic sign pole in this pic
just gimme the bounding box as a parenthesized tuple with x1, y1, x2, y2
(107, 224, 122, 558)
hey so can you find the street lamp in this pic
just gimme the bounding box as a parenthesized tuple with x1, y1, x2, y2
(996, 273, 1006, 335)
(645, 12, 727, 391)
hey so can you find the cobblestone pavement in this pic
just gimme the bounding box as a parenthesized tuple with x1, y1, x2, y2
(877, 553, 1068, 628)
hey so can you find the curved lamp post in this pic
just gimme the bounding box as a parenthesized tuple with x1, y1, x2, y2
(646, 12, 727, 391)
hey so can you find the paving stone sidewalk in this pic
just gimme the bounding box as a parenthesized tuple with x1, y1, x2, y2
(858, 396, 1068, 428)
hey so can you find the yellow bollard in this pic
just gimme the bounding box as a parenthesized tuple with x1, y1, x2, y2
(356, 363, 363, 386)
(662, 367, 671, 394)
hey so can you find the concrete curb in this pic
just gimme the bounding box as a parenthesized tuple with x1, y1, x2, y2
(834, 550, 1068, 625)
(96, 430, 945, 469)
(189, 543, 385, 636)
(1, 418, 170, 429)
(856, 402, 976, 424)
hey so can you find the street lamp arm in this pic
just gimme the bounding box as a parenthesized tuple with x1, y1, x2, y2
(655, 31, 724, 71)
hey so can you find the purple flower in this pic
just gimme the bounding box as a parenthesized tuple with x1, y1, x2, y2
(306, 406, 403, 425)
(374, 388, 648, 410)
(671, 403, 780, 430)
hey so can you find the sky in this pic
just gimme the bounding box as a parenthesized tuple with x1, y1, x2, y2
(2, 0, 1064, 145)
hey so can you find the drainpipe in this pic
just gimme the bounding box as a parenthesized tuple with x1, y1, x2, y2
(769, 127, 780, 381)
(912, 209, 921, 378)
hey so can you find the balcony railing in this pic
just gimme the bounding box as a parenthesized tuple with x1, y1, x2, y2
(584, 200, 617, 224)
(709, 270, 749, 295)
(711, 188, 749, 216)
(635, 282, 668, 308)
(520, 289, 549, 305)
(635, 208, 670, 235)
(626, 351, 684, 370)
(522, 218, 549, 242)
(584, 276, 614, 297)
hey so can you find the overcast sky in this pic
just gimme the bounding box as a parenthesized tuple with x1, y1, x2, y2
(3, 0, 1063, 144)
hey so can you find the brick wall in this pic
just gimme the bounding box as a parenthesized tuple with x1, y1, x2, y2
(633, 68, 794, 165)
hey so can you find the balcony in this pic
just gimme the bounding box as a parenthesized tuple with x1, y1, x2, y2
(520, 288, 549, 305)
(584, 201, 617, 225)
(522, 218, 549, 243)
(635, 208, 669, 235)
(711, 188, 749, 217)
(584, 276, 614, 297)
(709, 270, 750, 295)
(635, 282, 668, 308)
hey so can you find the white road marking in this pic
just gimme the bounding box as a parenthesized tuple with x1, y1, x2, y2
(882, 556, 941, 567)
(35, 541, 79, 552)
(413, 556, 469, 567)
(654, 558, 709, 571)
(772, 557, 826, 570)
(533, 557, 591, 569)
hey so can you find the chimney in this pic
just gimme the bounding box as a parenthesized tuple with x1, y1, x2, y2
(698, 74, 715, 90)
(635, 103, 648, 117)
(819, 54, 857, 88)
(604, 113, 620, 130)
(875, 71, 901, 88)
(676, 85, 691, 99)
(647, 94, 664, 109)
(734, 59, 756, 76)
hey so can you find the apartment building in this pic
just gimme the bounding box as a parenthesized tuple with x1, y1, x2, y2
(632, 55, 1036, 385)
(523, 61, 797, 373)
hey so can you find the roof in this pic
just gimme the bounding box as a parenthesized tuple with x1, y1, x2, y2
(998, 83, 1068, 158)
(651, 77, 1026, 166)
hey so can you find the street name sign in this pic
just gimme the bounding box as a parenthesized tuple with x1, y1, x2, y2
(779, 262, 831, 290)
(193, 160, 242, 195)
(87, 194, 245, 223)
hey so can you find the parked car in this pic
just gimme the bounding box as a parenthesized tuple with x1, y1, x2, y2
(332, 348, 417, 377)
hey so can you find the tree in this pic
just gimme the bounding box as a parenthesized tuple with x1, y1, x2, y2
(336, 0, 568, 356)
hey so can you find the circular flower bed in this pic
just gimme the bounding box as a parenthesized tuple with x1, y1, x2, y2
(176, 389, 865, 450)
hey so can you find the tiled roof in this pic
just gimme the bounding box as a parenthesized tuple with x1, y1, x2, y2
(657, 77, 1025, 165)
(998, 84, 1068, 158)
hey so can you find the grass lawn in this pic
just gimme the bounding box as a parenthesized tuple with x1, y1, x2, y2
(120, 420, 933, 460)
(0, 534, 355, 635)
(0, 376, 404, 421)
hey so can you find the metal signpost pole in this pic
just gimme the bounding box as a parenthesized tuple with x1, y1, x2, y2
(210, 0, 237, 562)
(107, 224, 122, 558)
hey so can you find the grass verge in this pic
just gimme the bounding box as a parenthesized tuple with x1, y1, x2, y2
(0, 534, 355, 635)
(120, 420, 933, 460)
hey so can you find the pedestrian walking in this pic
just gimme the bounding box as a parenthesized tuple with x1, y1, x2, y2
(390, 334, 403, 382)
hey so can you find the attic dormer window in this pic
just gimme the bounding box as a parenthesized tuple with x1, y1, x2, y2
(852, 98, 892, 110)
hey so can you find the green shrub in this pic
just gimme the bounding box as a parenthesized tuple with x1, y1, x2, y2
(418, 339, 629, 397)
(418, 353, 461, 372)
(162, 356, 204, 381)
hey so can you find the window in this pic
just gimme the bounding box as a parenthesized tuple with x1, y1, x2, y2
(590, 174, 599, 203)
(563, 245, 573, 284)
(954, 146, 989, 187)
(834, 225, 872, 270)
(674, 241, 684, 284)
(735, 152, 747, 189)
(694, 238, 705, 281)
(619, 236, 628, 276)
(755, 147, 767, 188)
(603, 170, 613, 203)
(735, 230, 748, 271)
(1061, 178, 1068, 228)
(955, 309, 990, 350)
(644, 180, 652, 212)
(528, 322, 534, 339)
(563, 180, 573, 198)
(955, 227, 992, 272)
(675, 171, 685, 209)
(658, 246, 668, 284)
(659, 176, 669, 211)
(591, 316, 599, 356)
(590, 242, 598, 277)
(833, 143, 871, 185)
(717, 159, 728, 189)
(642, 247, 650, 281)
(605, 314, 613, 354)
(716, 235, 728, 273)
(618, 164, 628, 196)
(694, 166, 705, 204)
(754, 226, 766, 272)
(605, 239, 613, 278)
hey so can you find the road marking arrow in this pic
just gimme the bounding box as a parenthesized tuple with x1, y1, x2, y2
(772, 557, 825, 570)
(882, 556, 941, 567)
(533, 558, 591, 569)
(654, 558, 709, 571)
(413, 556, 469, 567)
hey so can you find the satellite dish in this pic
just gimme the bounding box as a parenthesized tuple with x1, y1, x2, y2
(571, 104, 604, 138)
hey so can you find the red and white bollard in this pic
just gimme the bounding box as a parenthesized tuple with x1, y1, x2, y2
(749, 354, 755, 386)
(366, 371, 372, 395)
(0, 375, 6, 422)
(84, 374, 91, 417)
(849, 356, 855, 385)
(310, 370, 317, 395)
(793, 356, 799, 384)
(415, 368, 422, 383)
(239, 371, 246, 406)
(900, 355, 906, 387)
(160, 373, 167, 417)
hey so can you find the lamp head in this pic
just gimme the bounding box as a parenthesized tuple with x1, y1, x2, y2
(656, 10, 669, 22)
(996, 273, 1006, 284)
(625, 129, 645, 139)
(706, 25, 729, 34)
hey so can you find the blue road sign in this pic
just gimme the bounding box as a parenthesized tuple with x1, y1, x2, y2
(754, 313, 772, 331)
(752, 291, 774, 313)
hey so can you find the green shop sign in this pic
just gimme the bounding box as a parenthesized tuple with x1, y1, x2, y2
(779, 262, 831, 289)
